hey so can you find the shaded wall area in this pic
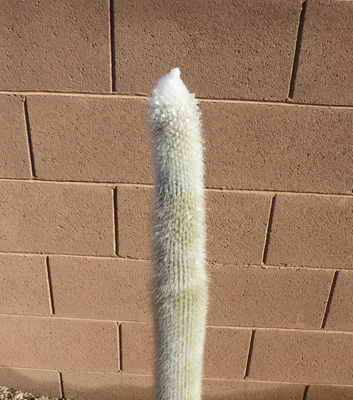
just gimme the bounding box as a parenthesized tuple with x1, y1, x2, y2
(0, 0, 352, 399)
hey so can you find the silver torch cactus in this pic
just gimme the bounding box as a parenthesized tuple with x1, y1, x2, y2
(148, 68, 208, 400)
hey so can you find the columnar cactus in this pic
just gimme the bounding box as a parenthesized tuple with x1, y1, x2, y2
(148, 68, 208, 400)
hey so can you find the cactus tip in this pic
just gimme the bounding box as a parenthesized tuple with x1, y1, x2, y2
(169, 67, 181, 78)
(153, 67, 189, 101)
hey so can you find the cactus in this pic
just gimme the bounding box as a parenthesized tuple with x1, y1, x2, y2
(148, 68, 208, 400)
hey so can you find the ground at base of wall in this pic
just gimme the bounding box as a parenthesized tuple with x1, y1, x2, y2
(0, 387, 71, 400)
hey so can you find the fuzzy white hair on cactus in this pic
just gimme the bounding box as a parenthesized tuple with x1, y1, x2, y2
(148, 68, 208, 400)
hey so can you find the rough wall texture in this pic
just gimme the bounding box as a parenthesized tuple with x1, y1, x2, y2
(0, 0, 352, 399)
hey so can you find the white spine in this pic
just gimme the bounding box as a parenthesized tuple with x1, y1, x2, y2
(148, 68, 208, 400)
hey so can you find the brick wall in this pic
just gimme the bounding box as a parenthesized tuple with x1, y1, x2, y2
(0, 0, 352, 399)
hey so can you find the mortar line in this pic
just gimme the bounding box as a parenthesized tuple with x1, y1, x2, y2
(109, 0, 117, 92)
(2, 365, 353, 387)
(196, 96, 289, 105)
(244, 329, 255, 379)
(206, 187, 353, 198)
(1, 91, 147, 99)
(206, 379, 351, 388)
(45, 256, 56, 315)
(0, 177, 352, 198)
(58, 371, 65, 399)
(2, 90, 353, 109)
(1, 250, 353, 272)
(0, 250, 146, 261)
(261, 195, 276, 265)
(3, 313, 353, 335)
(199, 98, 353, 109)
(287, 0, 308, 100)
(113, 186, 119, 256)
(320, 270, 339, 329)
(0, 177, 117, 187)
(22, 97, 37, 178)
(209, 325, 353, 334)
(302, 385, 309, 400)
(118, 323, 123, 371)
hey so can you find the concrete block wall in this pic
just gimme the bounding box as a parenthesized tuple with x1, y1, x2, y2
(0, 0, 352, 399)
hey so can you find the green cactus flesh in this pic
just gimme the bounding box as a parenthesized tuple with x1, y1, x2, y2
(148, 68, 208, 400)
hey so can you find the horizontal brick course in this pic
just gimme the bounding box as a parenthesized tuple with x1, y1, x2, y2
(0, 254, 50, 316)
(265, 195, 353, 269)
(324, 271, 353, 332)
(120, 323, 251, 380)
(0, 367, 61, 398)
(62, 371, 154, 400)
(0, 315, 119, 372)
(203, 380, 305, 400)
(248, 330, 353, 385)
(208, 265, 333, 329)
(306, 384, 353, 400)
(202, 102, 353, 194)
(0, 0, 111, 92)
(49, 256, 153, 321)
(0, 95, 31, 179)
(115, 0, 302, 100)
(27, 96, 152, 183)
(117, 186, 272, 265)
(25, 98, 353, 194)
(292, 0, 353, 105)
(0, 181, 114, 256)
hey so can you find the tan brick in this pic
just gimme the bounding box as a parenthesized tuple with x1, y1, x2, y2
(120, 322, 154, 375)
(203, 380, 305, 400)
(0, 254, 50, 316)
(306, 385, 353, 400)
(0, 315, 119, 372)
(0, 181, 114, 256)
(202, 102, 353, 194)
(324, 271, 353, 332)
(266, 195, 353, 269)
(0, 1, 110, 92)
(117, 186, 272, 265)
(114, 0, 301, 100)
(0, 367, 61, 398)
(117, 186, 153, 260)
(121, 323, 251, 380)
(49, 256, 153, 321)
(292, 0, 353, 105)
(248, 330, 353, 385)
(27, 96, 153, 183)
(207, 192, 272, 265)
(0, 96, 31, 179)
(204, 327, 251, 380)
(208, 265, 333, 329)
(62, 371, 155, 400)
